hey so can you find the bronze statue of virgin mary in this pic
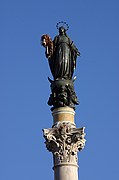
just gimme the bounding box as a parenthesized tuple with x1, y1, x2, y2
(52, 26, 80, 80)
(41, 22, 80, 110)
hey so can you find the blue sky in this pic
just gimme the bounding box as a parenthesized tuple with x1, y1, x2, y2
(0, 0, 119, 179)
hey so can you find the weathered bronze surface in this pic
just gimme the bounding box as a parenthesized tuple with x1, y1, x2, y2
(41, 22, 80, 110)
(48, 79, 79, 110)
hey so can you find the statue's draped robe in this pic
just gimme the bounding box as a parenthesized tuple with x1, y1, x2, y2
(49, 34, 78, 80)
(46, 33, 80, 108)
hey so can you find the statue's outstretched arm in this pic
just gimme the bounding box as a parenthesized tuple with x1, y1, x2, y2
(70, 40, 80, 56)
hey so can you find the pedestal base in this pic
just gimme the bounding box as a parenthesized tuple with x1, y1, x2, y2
(52, 107, 75, 126)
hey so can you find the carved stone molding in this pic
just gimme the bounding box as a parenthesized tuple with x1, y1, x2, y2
(43, 122, 86, 166)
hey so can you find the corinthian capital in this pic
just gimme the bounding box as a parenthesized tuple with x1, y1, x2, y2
(43, 122, 86, 165)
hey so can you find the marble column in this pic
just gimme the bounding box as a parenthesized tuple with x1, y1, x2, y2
(43, 107, 86, 180)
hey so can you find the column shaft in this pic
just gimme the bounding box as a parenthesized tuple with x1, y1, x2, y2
(43, 107, 85, 180)
(54, 164, 78, 180)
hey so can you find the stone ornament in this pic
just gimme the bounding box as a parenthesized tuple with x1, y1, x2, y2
(43, 122, 86, 165)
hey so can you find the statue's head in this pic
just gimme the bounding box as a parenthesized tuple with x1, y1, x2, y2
(59, 26, 66, 35)
(56, 22, 69, 35)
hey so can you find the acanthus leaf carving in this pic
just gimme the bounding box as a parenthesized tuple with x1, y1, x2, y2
(43, 122, 86, 165)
